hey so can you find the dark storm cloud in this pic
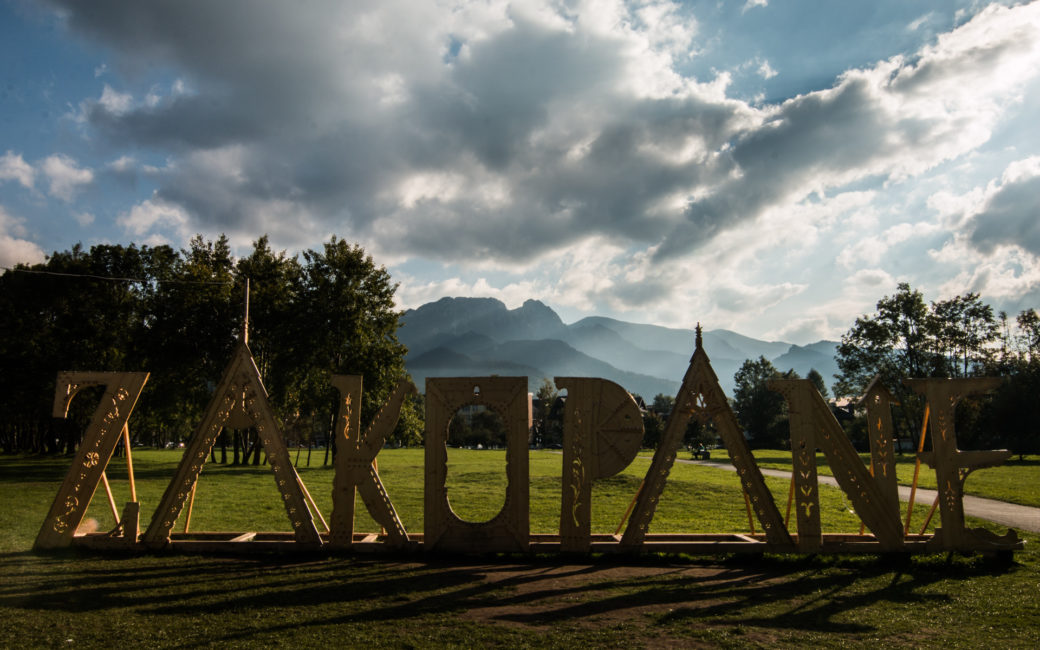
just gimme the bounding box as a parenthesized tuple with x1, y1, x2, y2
(87, 95, 263, 150)
(47, 0, 756, 260)
(968, 173, 1040, 256)
(655, 71, 955, 260)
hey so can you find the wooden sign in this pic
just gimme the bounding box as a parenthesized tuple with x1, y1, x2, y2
(36, 328, 1023, 556)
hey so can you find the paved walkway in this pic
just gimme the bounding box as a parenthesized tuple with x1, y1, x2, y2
(680, 458, 1040, 534)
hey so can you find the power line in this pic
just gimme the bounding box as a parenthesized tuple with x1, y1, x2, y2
(0, 266, 233, 286)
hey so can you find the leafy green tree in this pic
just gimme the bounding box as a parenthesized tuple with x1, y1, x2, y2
(683, 418, 718, 450)
(388, 392, 424, 447)
(640, 393, 675, 449)
(641, 411, 665, 449)
(833, 285, 1040, 454)
(533, 377, 560, 447)
(931, 293, 998, 377)
(471, 409, 507, 448)
(1016, 309, 1040, 362)
(978, 365, 1040, 459)
(833, 283, 946, 446)
(650, 393, 675, 415)
(447, 412, 471, 447)
(144, 235, 237, 446)
(835, 284, 939, 396)
(0, 242, 177, 452)
(295, 237, 412, 459)
(732, 356, 792, 449)
(0, 234, 417, 457)
(807, 368, 829, 399)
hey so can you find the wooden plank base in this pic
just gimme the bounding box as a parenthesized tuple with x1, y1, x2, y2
(67, 531, 1019, 556)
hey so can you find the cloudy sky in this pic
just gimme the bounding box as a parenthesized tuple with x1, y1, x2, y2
(2, 0, 1039, 344)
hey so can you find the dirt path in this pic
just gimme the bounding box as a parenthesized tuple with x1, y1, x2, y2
(681, 458, 1040, 533)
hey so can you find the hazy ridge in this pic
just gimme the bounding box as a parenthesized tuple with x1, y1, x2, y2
(399, 297, 840, 397)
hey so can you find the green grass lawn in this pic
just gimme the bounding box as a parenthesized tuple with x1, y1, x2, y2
(746, 449, 1040, 508)
(1, 448, 1038, 648)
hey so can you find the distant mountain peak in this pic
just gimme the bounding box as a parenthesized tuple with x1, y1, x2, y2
(399, 296, 840, 396)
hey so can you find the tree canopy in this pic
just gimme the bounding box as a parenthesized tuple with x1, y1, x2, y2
(833, 283, 1039, 455)
(731, 357, 796, 449)
(0, 235, 419, 456)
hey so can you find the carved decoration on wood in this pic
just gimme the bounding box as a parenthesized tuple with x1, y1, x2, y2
(556, 377, 643, 552)
(35, 372, 148, 549)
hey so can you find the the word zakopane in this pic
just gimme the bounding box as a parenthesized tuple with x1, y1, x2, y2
(36, 328, 1022, 555)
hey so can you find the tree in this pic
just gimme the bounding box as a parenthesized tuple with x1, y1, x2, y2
(732, 357, 792, 449)
(640, 393, 675, 449)
(1016, 309, 1040, 363)
(807, 368, 829, 399)
(642, 411, 665, 449)
(533, 377, 561, 447)
(0, 234, 418, 456)
(931, 293, 998, 377)
(683, 418, 718, 449)
(650, 394, 675, 415)
(978, 365, 1040, 459)
(294, 237, 413, 458)
(835, 284, 938, 397)
(834, 283, 947, 446)
(833, 285, 1040, 454)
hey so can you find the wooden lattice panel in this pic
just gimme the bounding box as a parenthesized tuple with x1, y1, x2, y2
(859, 378, 900, 519)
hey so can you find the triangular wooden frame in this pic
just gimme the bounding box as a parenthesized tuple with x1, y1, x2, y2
(621, 327, 792, 548)
(142, 342, 321, 548)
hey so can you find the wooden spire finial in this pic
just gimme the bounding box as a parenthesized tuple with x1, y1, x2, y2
(242, 278, 250, 345)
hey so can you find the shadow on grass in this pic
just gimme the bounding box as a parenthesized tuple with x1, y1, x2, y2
(0, 549, 1022, 645)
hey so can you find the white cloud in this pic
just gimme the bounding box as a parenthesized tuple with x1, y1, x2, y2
(107, 155, 137, 173)
(654, 2, 1040, 260)
(934, 240, 1040, 304)
(40, 154, 94, 201)
(907, 12, 934, 32)
(837, 221, 940, 269)
(0, 151, 35, 190)
(117, 194, 189, 237)
(99, 84, 134, 114)
(0, 206, 45, 268)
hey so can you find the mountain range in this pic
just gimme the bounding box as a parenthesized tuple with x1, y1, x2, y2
(398, 297, 840, 398)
